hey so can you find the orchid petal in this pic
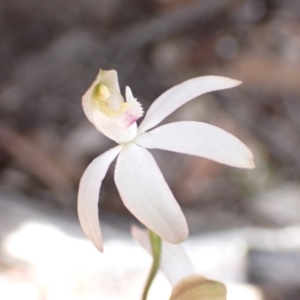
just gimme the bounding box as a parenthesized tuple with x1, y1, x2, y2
(82, 70, 120, 124)
(131, 226, 194, 286)
(93, 110, 138, 144)
(138, 76, 241, 134)
(115, 143, 188, 244)
(125, 86, 135, 103)
(77, 146, 122, 252)
(135, 121, 254, 169)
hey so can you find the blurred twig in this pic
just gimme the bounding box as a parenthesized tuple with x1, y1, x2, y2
(106, 0, 241, 72)
(0, 124, 75, 205)
(110, 0, 239, 51)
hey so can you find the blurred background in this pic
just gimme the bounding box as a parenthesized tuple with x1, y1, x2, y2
(0, 0, 300, 299)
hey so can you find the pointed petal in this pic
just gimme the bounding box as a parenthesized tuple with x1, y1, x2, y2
(93, 110, 138, 144)
(125, 86, 135, 103)
(131, 226, 194, 286)
(77, 146, 122, 251)
(170, 275, 227, 300)
(115, 144, 188, 243)
(135, 121, 254, 169)
(138, 76, 241, 134)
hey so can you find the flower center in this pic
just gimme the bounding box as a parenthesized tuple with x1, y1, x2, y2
(90, 81, 143, 128)
(94, 84, 111, 102)
(92, 83, 126, 117)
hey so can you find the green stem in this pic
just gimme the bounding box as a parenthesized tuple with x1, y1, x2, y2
(142, 229, 162, 300)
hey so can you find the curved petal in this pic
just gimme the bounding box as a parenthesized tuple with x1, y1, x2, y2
(135, 121, 254, 169)
(138, 76, 241, 134)
(115, 143, 188, 244)
(77, 146, 122, 252)
(82, 69, 120, 124)
(131, 226, 194, 286)
(93, 110, 138, 144)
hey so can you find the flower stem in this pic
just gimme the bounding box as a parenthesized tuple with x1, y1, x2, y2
(142, 229, 162, 300)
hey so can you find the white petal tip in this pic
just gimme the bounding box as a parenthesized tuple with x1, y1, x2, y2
(247, 159, 256, 169)
(234, 155, 255, 169)
(221, 77, 242, 87)
(234, 80, 242, 86)
(95, 243, 104, 252)
(84, 234, 104, 253)
(240, 150, 255, 169)
(166, 227, 189, 244)
(125, 86, 135, 103)
(206, 76, 242, 88)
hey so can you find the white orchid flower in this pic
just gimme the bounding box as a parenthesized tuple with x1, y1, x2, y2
(78, 69, 254, 251)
